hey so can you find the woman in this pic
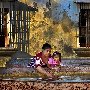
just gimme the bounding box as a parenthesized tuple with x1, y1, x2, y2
(28, 43, 53, 77)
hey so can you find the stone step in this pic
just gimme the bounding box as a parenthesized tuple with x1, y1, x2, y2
(0, 47, 18, 56)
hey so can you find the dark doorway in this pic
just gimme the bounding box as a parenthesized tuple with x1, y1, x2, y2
(0, 8, 9, 47)
(79, 9, 90, 47)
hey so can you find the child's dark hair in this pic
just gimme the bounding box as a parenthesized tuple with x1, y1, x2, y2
(42, 43, 52, 50)
(52, 51, 61, 62)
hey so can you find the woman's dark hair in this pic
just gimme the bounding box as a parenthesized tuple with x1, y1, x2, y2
(42, 43, 52, 50)
(52, 51, 61, 62)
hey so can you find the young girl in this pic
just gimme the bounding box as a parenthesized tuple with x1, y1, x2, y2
(48, 51, 61, 70)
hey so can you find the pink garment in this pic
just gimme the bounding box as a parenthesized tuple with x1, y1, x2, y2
(48, 57, 58, 67)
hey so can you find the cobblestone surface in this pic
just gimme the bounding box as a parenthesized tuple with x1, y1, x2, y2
(0, 81, 90, 90)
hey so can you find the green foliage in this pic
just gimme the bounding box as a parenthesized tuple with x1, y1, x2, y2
(19, 0, 77, 58)
(29, 6, 77, 58)
(0, 57, 10, 67)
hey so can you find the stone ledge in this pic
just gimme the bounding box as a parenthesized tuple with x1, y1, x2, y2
(73, 48, 90, 57)
(0, 47, 18, 57)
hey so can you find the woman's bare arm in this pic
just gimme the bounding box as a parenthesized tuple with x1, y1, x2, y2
(36, 66, 53, 77)
(47, 63, 52, 69)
